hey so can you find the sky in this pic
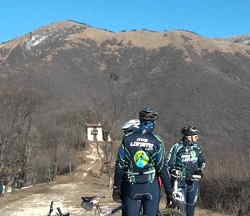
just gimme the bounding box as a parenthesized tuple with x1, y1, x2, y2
(0, 0, 250, 43)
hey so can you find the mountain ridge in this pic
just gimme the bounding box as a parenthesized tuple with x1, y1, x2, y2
(1, 20, 250, 48)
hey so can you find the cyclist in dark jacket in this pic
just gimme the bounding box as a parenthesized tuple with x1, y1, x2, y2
(113, 108, 172, 216)
(120, 118, 163, 216)
(167, 126, 206, 216)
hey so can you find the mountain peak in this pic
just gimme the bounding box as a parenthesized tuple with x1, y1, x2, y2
(1, 20, 250, 65)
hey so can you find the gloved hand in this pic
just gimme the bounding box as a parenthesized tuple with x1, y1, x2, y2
(170, 168, 182, 177)
(112, 185, 121, 202)
(194, 169, 204, 178)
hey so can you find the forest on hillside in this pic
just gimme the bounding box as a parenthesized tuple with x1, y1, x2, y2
(0, 72, 249, 216)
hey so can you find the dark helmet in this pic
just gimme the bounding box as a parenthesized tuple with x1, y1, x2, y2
(139, 107, 159, 121)
(181, 126, 200, 136)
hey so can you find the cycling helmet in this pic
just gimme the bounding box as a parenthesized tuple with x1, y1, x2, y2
(139, 107, 159, 122)
(121, 119, 140, 134)
(181, 126, 200, 136)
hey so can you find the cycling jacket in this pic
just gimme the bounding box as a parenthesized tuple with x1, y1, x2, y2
(167, 139, 206, 178)
(114, 129, 172, 193)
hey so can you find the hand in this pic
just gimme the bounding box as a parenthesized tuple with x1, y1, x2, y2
(170, 169, 182, 177)
(112, 186, 121, 202)
(194, 169, 204, 178)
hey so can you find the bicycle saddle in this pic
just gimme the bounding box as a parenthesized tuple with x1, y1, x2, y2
(81, 196, 97, 203)
(81, 196, 98, 211)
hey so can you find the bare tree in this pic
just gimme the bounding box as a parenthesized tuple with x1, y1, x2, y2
(0, 85, 41, 187)
(85, 72, 133, 187)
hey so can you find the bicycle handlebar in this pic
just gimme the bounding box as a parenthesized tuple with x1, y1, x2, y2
(171, 172, 202, 181)
(47, 201, 70, 216)
(81, 195, 105, 204)
(57, 207, 70, 216)
(191, 175, 201, 180)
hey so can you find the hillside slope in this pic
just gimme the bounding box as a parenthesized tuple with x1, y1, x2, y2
(0, 20, 250, 153)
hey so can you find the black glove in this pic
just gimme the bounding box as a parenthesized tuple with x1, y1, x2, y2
(194, 169, 204, 178)
(112, 185, 121, 202)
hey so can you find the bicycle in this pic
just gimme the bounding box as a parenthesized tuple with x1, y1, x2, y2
(81, 195, 122, 216)
(165, 169, 202, 216)
(47, 200, 70, 216)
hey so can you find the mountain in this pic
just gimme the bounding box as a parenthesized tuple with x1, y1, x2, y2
(223, 34, 250, 45)
(0, 20, 250, 154)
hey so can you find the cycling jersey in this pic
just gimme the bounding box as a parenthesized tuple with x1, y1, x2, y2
(114, 129, 171, 193)
(167, 139, 206, 178)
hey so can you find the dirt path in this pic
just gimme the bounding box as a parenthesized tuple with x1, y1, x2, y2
(0, 175, 113, 216)
(0, 143, 107, 216)
(0, 175, 226, 216)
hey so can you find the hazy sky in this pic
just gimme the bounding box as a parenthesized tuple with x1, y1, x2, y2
(1, 0, 249, 43)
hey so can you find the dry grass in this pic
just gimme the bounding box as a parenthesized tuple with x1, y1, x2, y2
(196, 208, 229, 216)
(64, 27, 250, 67)
(66, 28, 114, 44)
(199, 152, 250, 216)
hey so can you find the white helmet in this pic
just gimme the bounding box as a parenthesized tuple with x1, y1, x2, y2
(121, 119, 140, 134)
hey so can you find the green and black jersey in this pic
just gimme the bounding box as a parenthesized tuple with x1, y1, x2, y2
(167, 139, 206, 178)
